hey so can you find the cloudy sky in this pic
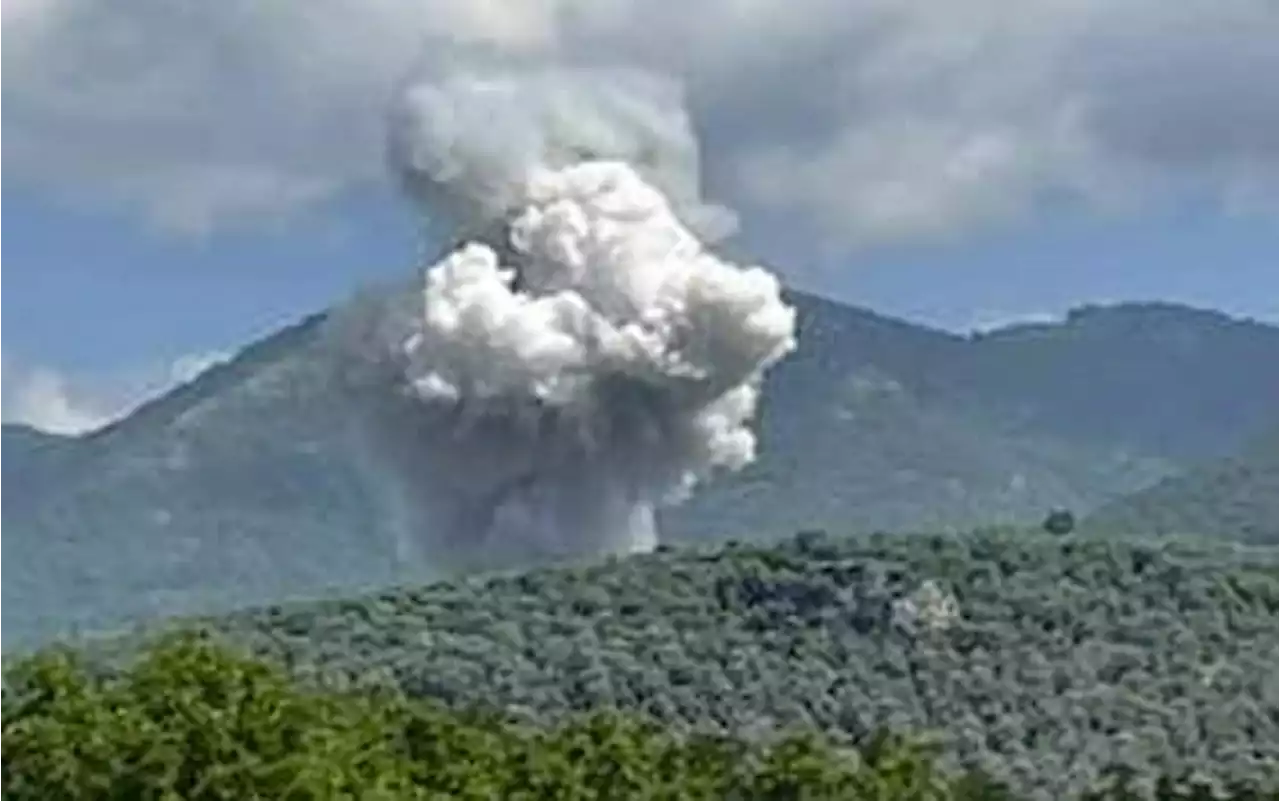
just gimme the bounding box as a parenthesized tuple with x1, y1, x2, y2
(2, 0, 1276, 433)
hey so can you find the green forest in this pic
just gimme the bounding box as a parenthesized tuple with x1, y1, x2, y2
(7, 528, 1276, 800)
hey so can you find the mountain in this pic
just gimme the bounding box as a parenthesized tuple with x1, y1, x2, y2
(1, 424, 81, 557)
(663, 297, 1278, 539)
(3, 290, 1275, 647)
(945, 304, 1277, 460)
(784, 297, 1275, 459)
(2, 423, 74, 482)
(665, 296, 1167, 539)
(1084, 428, 1278, 544)
(2, 312, 400, 648)
(2, 423, 68, 458)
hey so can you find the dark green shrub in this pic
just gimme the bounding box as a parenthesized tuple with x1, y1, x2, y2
(2, 634, 1015, 800)
(1042, 508, 1076, 536)
(2, 632, 420, 800)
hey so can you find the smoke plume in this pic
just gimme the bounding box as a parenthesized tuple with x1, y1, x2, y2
(333, 64, 796, 571)
(387, 63, 739, 243)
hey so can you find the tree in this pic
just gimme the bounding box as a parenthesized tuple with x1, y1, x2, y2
(1043, 508, 1076, 536)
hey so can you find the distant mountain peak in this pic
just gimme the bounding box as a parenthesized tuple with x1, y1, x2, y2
(1063, 300, 1271, 329)
(85, 311, 331, 446)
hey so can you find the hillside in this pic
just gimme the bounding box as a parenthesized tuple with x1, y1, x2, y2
(2, 290, 1275, 647)
(1, 423, 69, 463)
(767, 297, 1276, 461)
(1086, 430, 1278, 544)
(664, 372, 1168, 540)
(67, 528, 1280, 801)
(947, 304, 1277, 461)
(664, 296, 1274, 539)
(1, 424, 74, 490)
(2, 312, 398, 648)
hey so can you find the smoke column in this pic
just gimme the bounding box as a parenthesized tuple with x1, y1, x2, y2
(332, 63, 796, 572)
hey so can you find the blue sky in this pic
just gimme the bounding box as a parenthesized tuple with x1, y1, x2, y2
(2, 0, 1275, 433)
(812, 203, 1277, 332)
(3, 187, 418, 372)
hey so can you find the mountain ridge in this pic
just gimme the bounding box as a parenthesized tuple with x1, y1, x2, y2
(3, 289, 1275, 647)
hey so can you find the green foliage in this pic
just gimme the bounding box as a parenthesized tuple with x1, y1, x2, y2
(7, 527, 1280, 793)
(199, 527, 1280, 793)
(6, 632, 1275, 800)
(1085, 428, 1278, 544)
(2, 632, 420, 800)
(51, 528, 1278, 800)
(5, 633, 1026, 800)
(1041, 509, 1075, 536)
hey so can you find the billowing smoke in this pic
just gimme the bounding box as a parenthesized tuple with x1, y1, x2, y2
(387, 63, 740, 244)
(332, 63, 796, 572)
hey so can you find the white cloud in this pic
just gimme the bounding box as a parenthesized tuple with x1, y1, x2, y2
(1, 350, 230, 435)
(0, 363, 111, 435)
(963, 309, 1063, 335)
(3, 0, 1273, 250)
(166, 351, 228, 385)
(0, 0, 55, 26)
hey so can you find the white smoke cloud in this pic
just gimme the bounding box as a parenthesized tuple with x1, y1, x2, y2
(389, 62, 737, 241)
(3, 0, 1272, 250)
(964, 309, 1063, 335)
(165, 351, 232, 385)
(328, 63, 795, 569)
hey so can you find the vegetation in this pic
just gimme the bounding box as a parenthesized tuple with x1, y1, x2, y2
(1041, 509, 1075, 536)
(6, 632, 1274, 800)
(3, 632, 979, 800)
(57, 528, 1278, 800)
(1086, 430, 1278, 545)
